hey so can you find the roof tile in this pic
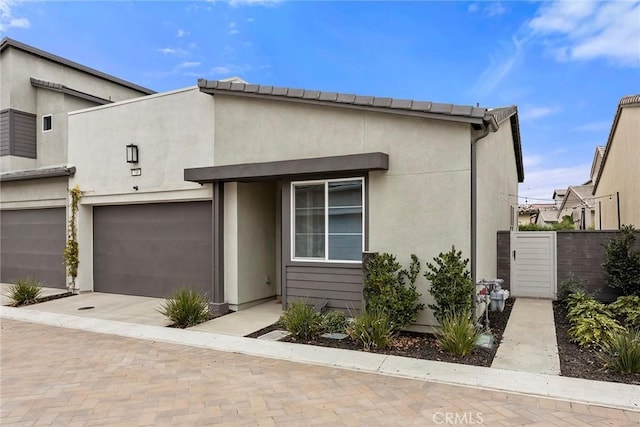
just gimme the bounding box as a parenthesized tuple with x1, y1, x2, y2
(390, 99, 413, 109)
(257, 85, 273, 94)
(218, 81, 232, 90)
(373, 97, 393, 108)
(287, 88, 304, 98)
(272, 87, 288, 96)
(430, 103, 453, 114)
(336, 93, 356, 104)
(355, 95, 374, 106)
(410, 101, 432, 111)
(318, 92, 338, 101)
(244, 84, 259, 93)
(230, 82, 246, 91)
(302, 90, 320, 100)
(450, 105, 473, 116)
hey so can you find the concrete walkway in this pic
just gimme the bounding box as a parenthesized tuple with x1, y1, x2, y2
(492, 298, 561, 375)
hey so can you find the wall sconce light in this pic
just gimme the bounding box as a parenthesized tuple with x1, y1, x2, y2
(126, 144, 139, 163)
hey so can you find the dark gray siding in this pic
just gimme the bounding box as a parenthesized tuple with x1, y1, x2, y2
(285, 264, 363, 312)
(497, 230, 640, 302)
(0, 109, 36, 158)
(0, 208, 67, 288)
(496, 231, 511, 290)
(0, 110, 9, 156)
(93, 202, 213, 299)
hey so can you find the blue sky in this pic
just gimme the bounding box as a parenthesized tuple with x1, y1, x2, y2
(2, 1, 639, 202)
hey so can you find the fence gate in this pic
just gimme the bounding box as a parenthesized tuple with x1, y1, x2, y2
(510, 231, 557, 299)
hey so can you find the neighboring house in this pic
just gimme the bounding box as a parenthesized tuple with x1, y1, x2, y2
(557, 185, 595, 230)
(0, 38, 154, 288)
(2, 40, 525, 329)
(593, 94, 640, 230)
(517, 203, 557, 226)
(552, 189, 566, 209)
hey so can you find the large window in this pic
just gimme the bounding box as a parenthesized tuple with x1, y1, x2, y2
(292, 178, 364, 262)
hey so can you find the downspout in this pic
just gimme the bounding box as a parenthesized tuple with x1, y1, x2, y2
(470, 118, 496, 288)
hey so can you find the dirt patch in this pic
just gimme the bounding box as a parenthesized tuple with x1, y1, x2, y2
(246, 299, 514, 367)
(553, 301, 640, 385)
(7, 292, 75, 307)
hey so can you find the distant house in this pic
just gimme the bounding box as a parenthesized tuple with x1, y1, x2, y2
(552, 189, 566, 209)
(593, 94, 640, 230)
(517, 203, 557, 226)
(557, 185, 595, 230)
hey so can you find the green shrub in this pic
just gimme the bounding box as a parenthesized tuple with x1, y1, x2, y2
(347, 309, 394, 351)
(568, 314, 625, 347)
(6, 278, 43, 306)
(424, 246, 473, 323)
(364, 253, 424, 330)
(609, 295, 640, 328)
(158, 288, 210, 328)
(598, 328, 640, 374)
(279, 300, 322, 340)
(603, 224, 640, 297)
(557, 274, 586, 303)
(321, 310, 347, 334)
(436, 311, 482, 356)
(567, 298, 614, 323)
(565, 291, 593, 310)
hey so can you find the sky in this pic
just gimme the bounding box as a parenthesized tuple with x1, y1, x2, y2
(1, 0, 639, 203)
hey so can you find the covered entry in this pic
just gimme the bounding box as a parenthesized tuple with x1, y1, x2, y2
(93, 201, 213, 298)
(0, 208, 67, 288)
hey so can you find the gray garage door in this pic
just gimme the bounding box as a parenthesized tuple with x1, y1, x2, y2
(93, 202, 213, 298)
(0, 208, 67, 288)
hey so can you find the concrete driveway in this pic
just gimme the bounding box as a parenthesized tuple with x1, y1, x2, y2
(2, 283, 282, 335)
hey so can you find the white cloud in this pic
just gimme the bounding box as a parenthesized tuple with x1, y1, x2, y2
(528, 0, 640, 67)
(229, 0, 281, 6)
(572, 121, 611, 132)
(519, 162, 591, 202)
(229, 21, 239, 35)
(211, 66, 231, 74)
(178, 61, 200, 68)
(157, 47, 189, 56)
(484, 2, 506, 17)
(0, 0, 30, 31)
(467, 2, 505, 17)
(523, 154, 543, 169)
(471, 36, 523, 97)
(177, 29, 188, 38)
(520, 105, 560, 121)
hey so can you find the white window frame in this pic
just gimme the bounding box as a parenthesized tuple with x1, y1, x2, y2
(291, 177, 365, 264)
(42, 114, 53, 132)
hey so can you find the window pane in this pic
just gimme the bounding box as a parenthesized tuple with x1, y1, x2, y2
(328, 181, 361, 207)
(294, 184, 325, 258)
(328, 235, 362, 261)
(328, 180, 363, 260)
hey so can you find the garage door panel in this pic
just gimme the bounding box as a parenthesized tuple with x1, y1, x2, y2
(0, 208, 66, 288)
(93, 202, 213, 298)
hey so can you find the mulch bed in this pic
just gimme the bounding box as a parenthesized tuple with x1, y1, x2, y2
(7, 292, 75, 307)
(553, 301, 640, 385)
(246, 299, 515, 367)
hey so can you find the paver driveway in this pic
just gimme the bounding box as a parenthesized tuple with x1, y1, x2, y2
(1, 319, 638, 426)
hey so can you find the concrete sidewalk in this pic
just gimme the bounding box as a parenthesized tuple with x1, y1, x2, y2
(2, 305, 638, 413)
(492, 298, 561, 375)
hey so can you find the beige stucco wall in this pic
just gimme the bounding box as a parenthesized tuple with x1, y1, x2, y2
(68, 87, 215, 292)
(214, 95, 472, 327)
(0, 176, 68, 209)
(595, 106, 640, 229)
(476, 119, 519, 282)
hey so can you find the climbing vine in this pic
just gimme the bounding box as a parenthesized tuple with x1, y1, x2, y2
(63, 185, 83, 291)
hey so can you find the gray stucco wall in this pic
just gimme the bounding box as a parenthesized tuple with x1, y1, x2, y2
(214, 95, 472, 328)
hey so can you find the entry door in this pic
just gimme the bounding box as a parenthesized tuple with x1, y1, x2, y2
(510, 231, 557, 299)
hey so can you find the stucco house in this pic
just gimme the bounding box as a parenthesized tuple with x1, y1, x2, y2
(2, 39, 524, 328)
(0, 38, 154, 288)
(593, 94, 640, 230)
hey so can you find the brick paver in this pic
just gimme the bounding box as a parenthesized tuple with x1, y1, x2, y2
(1, 319, 637, 426)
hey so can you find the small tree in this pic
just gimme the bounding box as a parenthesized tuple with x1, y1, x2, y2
(364, 253, 424, 330)
(603, 225, 640, 297)
(424, 246, 473, 323)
